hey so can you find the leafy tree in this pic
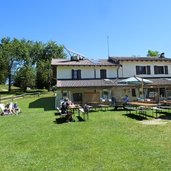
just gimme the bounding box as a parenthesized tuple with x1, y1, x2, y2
(0, 37, 29, 92)
(0, 37, 66, 91)
(14, 66, 36, 91)
(0, 45, 8, 83)
(43, 41, 66, 60)
(36, 61, 51, 89)
(28, 41, 44, 65)
(147, 50, 160, 57)
(36, 41, 66, 90)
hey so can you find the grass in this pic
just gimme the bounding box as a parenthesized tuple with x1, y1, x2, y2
(0, 93, 171, 171)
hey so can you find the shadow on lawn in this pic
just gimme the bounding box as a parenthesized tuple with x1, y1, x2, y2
(123, 113, 147, 121)
(54, 115, 85, 124)
(29, 97, 55, 111)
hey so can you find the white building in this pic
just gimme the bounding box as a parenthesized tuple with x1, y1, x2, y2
(51, 56, 171, 105)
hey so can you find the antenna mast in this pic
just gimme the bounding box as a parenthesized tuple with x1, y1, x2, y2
(107, 36, 110, 58)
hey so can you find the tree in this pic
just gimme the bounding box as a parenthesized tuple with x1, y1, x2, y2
(28, 41, 44, 65)
(147, 50, 160, 57)
(0, 37, 66, 91)
(0, 45, 8, 83)
(36, 41, 66, 90)
(36, 61, 51, 89)
(0, 37, 29, 92)
(14, 66, 36, 91)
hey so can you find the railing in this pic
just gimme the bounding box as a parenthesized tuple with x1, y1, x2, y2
(0, 92, 41, 103)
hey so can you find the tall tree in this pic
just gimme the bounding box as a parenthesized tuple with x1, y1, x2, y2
(36, 41, 66, 90)
(0, 44, 8, 83)
(0, 37, 66, 91)
(1, 37, 29, 92)
(14, 65, 36, 91)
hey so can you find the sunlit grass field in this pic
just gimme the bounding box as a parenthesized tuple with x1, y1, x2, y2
(0, 93, 171, 171)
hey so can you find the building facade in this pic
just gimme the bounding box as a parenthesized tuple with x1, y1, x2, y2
(51, 56, 171, 106)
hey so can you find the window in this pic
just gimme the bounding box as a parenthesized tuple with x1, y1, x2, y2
(100, 69, 107, 79)
(131, 89, 136, 97)
(154, 66, 168, 74)
(73, 93, 82, 103)
(101, 89, 110, 100)
(136, 66, 151, 75)
(72, 69, 81, 80)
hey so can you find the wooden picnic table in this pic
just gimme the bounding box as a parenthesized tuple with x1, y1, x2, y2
(98, 104, 110, 111)
(160, 100, 171, 105)
(126, 101, 158, 117)
(127, 101, 158, 108)
(68, 104, 81, 114)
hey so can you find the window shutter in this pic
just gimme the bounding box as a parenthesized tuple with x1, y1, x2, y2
(147, 66, 151, 75)
(72, 69, 74, 79)
(136, 66, 139, 75)
(154, 66, 157, 74)
(164, 66, 168, 74)
(104, 70, 107, 79)
(78, 70, 81, 79)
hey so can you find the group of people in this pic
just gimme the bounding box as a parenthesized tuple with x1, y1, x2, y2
(0, 102, 21, 116)
(59, 97, 90, 123)
(60, 97, 73, 122)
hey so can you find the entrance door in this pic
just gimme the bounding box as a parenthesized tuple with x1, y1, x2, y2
(73, 93, 82, 104)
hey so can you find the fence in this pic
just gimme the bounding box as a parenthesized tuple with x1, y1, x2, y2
(0, 92, 41, 103)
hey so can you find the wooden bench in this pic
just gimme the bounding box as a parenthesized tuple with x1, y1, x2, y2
(79, 108, 89, 120)
(152, 107, 163, 118)
(124, 106, 137, 114)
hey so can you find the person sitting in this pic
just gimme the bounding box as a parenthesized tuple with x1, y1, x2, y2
(83, 104, 89, 114)
(13, 103, 21, 114)
(4, 103, 11, 114)
(123, 95, 129, 103)
(61, 98, 73, 122)
(122, 95, 129, 109)
(83, 104, 90, 120)
(0, 103, 5, 115)
(111, 96, 117, 106)
(78, 104, 90, 120)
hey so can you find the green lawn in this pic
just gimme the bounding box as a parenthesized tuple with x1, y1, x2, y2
(0, 93, 171, 171)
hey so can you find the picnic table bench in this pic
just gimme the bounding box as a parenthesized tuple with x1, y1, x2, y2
(112, 102, 125, 110)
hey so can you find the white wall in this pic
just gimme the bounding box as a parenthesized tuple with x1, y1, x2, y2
(57, 66, 118, 79)
(56, 60, 171, 79)
(95, 66, 117, 78)
(57, 66, 95, 79)
(119, 61, 171, 78)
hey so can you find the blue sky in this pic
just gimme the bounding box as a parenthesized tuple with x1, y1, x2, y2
(1, 0, 171, 59)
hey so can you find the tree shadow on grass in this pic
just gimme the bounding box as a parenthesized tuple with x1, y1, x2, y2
(123, 113, 147, 121)
(29, 97, 55, 111)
